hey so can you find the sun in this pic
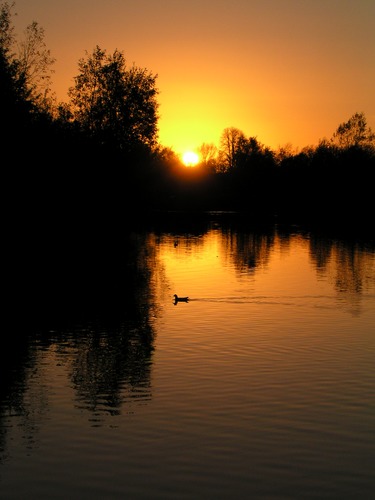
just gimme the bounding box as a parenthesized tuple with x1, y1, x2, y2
(182, 151, 199, 167)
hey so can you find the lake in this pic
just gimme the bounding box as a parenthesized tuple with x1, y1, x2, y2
(1, 214, 375, 499)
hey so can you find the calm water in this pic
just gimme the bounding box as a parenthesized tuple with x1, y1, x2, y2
(1, 217, 375, 499)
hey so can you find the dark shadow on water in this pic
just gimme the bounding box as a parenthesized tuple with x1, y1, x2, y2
(1, 225, 160, 460)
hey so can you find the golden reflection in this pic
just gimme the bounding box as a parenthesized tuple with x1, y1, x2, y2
(309, 236, 375, 316)
(1, 221, 374, 481)
(221, 229, 275, 275)
(157, 225, 374, 316)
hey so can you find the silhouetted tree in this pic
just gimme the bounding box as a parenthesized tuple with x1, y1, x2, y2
(0, 2, 15, 84)
(16, 20, 55, 112)
(0, 2, 31, 131)
(1, 1, 56, 157)
(67, 45, 159, 153)
(235, 136, 275, 171)
(218, 127, 245, 171)
(274, 143, 298, 165)
(197, 142, 218, 172)
(332, 112, 375, 150)
(230, 136, 277, 212)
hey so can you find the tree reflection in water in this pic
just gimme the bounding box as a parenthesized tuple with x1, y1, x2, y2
(56, 230, 160, 418)
(223, 221, 375, 317)
(69, 318, 155, 417)
(309, 233, 375, 316)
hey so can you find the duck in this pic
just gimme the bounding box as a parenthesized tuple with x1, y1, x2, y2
(173, 294, 189, 304)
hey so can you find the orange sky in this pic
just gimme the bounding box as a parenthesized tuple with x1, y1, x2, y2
(13, 0, 375, 156)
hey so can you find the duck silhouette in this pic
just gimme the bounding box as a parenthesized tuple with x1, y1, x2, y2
(173, 294, 189, 305)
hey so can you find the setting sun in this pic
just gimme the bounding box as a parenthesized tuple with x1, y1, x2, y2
(182, 151, 199, 166)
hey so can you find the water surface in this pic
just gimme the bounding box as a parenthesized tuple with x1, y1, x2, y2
(1, 219, 374, 499)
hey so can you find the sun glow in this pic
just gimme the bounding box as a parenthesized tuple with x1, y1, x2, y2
(182, 151, 199, 166)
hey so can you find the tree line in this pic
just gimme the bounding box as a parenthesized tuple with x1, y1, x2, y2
(2, 2, 374, 228)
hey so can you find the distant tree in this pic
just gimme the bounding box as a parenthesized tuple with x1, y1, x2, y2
(67, 45, 159, 152)
(237, 137, 277, 203)
(198, 142, 217, 163)
(197, 142, 218, 171)
(16, 20, 55, 112)
(236, 136, 261, 162)
(152, 146, 182, 177)
(232, 136, 275, 173)
(332, 112, 375, 149)
(274, 143, 298, 164)
(218, 127, 245, 171)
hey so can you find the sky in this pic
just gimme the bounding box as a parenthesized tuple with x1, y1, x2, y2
(12, 0, 375, 156)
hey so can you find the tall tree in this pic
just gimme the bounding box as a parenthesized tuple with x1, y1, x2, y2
(67, 46, 159, 152)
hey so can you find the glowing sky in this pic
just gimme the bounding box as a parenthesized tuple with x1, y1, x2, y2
(13, 0, 375, 155)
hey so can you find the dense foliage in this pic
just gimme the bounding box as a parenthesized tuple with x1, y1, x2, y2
(67, 46, 158, 152)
